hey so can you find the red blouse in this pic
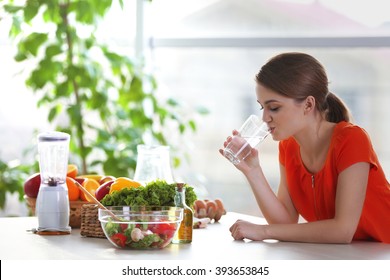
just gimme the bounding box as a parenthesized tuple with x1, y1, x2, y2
(279, 121, 390, 242)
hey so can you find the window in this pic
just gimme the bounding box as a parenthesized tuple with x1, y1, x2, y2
(147, 0, 390, 215)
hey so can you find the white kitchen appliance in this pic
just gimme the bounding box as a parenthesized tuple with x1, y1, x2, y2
(35, 131, 71, 233)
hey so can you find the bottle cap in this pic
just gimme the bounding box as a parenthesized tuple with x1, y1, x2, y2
(176, 183, 185, 191)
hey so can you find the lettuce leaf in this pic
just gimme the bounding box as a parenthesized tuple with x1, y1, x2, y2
(101, 179, 197, 207)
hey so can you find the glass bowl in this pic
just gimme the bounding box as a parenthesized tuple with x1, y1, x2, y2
(98, 206, 183, 249)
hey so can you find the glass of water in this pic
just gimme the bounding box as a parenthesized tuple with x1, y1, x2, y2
(223, 115, 270, 165)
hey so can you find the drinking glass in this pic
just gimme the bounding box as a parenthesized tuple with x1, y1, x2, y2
(223, 115, 270, 165)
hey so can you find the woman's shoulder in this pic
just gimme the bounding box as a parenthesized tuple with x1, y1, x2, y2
(331, 121, 374, 156)
(333, 121, 370, 142)
(331, 122, 379, 172)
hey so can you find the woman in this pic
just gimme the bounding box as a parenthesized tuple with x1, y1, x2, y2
(220, 52, 390, 243)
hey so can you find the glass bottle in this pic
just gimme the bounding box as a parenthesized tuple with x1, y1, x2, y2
(172, 183, 193, 244)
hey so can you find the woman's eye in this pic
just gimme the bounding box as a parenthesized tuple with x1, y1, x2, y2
(269, 107, 280, 112)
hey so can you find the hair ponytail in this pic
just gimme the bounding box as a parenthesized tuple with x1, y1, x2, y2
(325, 92, 351, 123)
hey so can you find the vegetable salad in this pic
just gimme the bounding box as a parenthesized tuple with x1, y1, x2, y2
(103, 218, 179, 249)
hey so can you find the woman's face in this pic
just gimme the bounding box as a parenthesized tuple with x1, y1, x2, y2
(255, 84, 307, 141)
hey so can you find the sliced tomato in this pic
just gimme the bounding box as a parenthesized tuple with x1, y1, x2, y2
(110, 233, 127, 248)
(120, 224, 128, 231)
(153, 223, 176, 238)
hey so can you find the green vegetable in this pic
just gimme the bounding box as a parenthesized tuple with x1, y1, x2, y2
(104, 220, 120, 236)
(128, 233, 161, 249)
(101, 179, 197, 208)
(124, 224, 135, 238)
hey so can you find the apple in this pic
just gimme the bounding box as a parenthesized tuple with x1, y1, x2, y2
(95, 180, 114, 201)
(99, 175, 116, 185)
(24, 173, 41, 198)
(75, 177, 86, 185)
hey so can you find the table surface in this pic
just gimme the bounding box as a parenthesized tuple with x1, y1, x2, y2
(1, 212, 389, 260)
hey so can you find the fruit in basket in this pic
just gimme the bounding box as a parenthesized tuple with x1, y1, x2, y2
(77, 174, 103, 182)
(23, 173, 41, 198)
(99, 175, 116, 185)
(66, 164, 78, 178)
(80, 178, 100, 202)
(95, 180, 115, 201)
(75, 177, 86, 185)
(23, 162, 121, 203)
(109, 177, 142, 194)
(66, 177, 80, 201)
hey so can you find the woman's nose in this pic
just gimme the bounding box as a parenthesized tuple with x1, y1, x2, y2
(262, 110, 271, 123)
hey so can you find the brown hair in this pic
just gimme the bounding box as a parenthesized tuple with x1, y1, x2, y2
(255, 52, 351, 123)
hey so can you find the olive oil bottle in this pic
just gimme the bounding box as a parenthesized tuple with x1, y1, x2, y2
(172, 183, 193, 243)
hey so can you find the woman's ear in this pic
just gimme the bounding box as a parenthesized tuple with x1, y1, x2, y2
(304, 96, 316, 114)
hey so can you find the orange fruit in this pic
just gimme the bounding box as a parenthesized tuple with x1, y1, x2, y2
(66, 177, 80, 201)
(67, 164, 78, 178)
(80, 178, 100, 202)
(77, 174, 102, 182)
(109, 177, 142, 194)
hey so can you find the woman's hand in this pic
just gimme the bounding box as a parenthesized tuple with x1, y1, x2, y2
(219, 130, 261, 173)
(229, 219, 267, 241)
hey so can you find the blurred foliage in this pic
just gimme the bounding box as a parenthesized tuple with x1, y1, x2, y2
(0, 158, 38, 210)
(1, 0, 208, 209)
(3, 0, 207, 175)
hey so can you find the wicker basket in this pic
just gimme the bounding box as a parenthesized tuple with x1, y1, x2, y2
(24, 195, 92, 228)
(80, 203, 105, 238)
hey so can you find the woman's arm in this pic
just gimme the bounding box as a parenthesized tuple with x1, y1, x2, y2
(220, 134, 298, 224)
(230, 162, 369, 243)
(243, 159, 299, 224)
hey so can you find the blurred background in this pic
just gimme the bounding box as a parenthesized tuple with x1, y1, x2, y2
(1, 0, 389, 217)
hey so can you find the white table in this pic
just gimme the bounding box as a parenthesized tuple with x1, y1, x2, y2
(1, 212, 389, 260)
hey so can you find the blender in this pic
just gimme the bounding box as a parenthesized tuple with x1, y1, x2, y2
(35, 131, 71, 234)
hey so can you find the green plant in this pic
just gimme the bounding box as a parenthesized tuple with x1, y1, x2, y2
(3, 0, 207, 178)
(0, 158, 38, 210)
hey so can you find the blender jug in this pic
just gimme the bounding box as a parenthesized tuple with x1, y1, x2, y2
(36, 131, 71, 233)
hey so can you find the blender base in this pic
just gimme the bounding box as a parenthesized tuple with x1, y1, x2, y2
(32, 227, 71, 235)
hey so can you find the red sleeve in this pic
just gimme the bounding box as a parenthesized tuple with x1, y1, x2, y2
(335, 125, 378, 173)
(279, 139, 290, 166)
